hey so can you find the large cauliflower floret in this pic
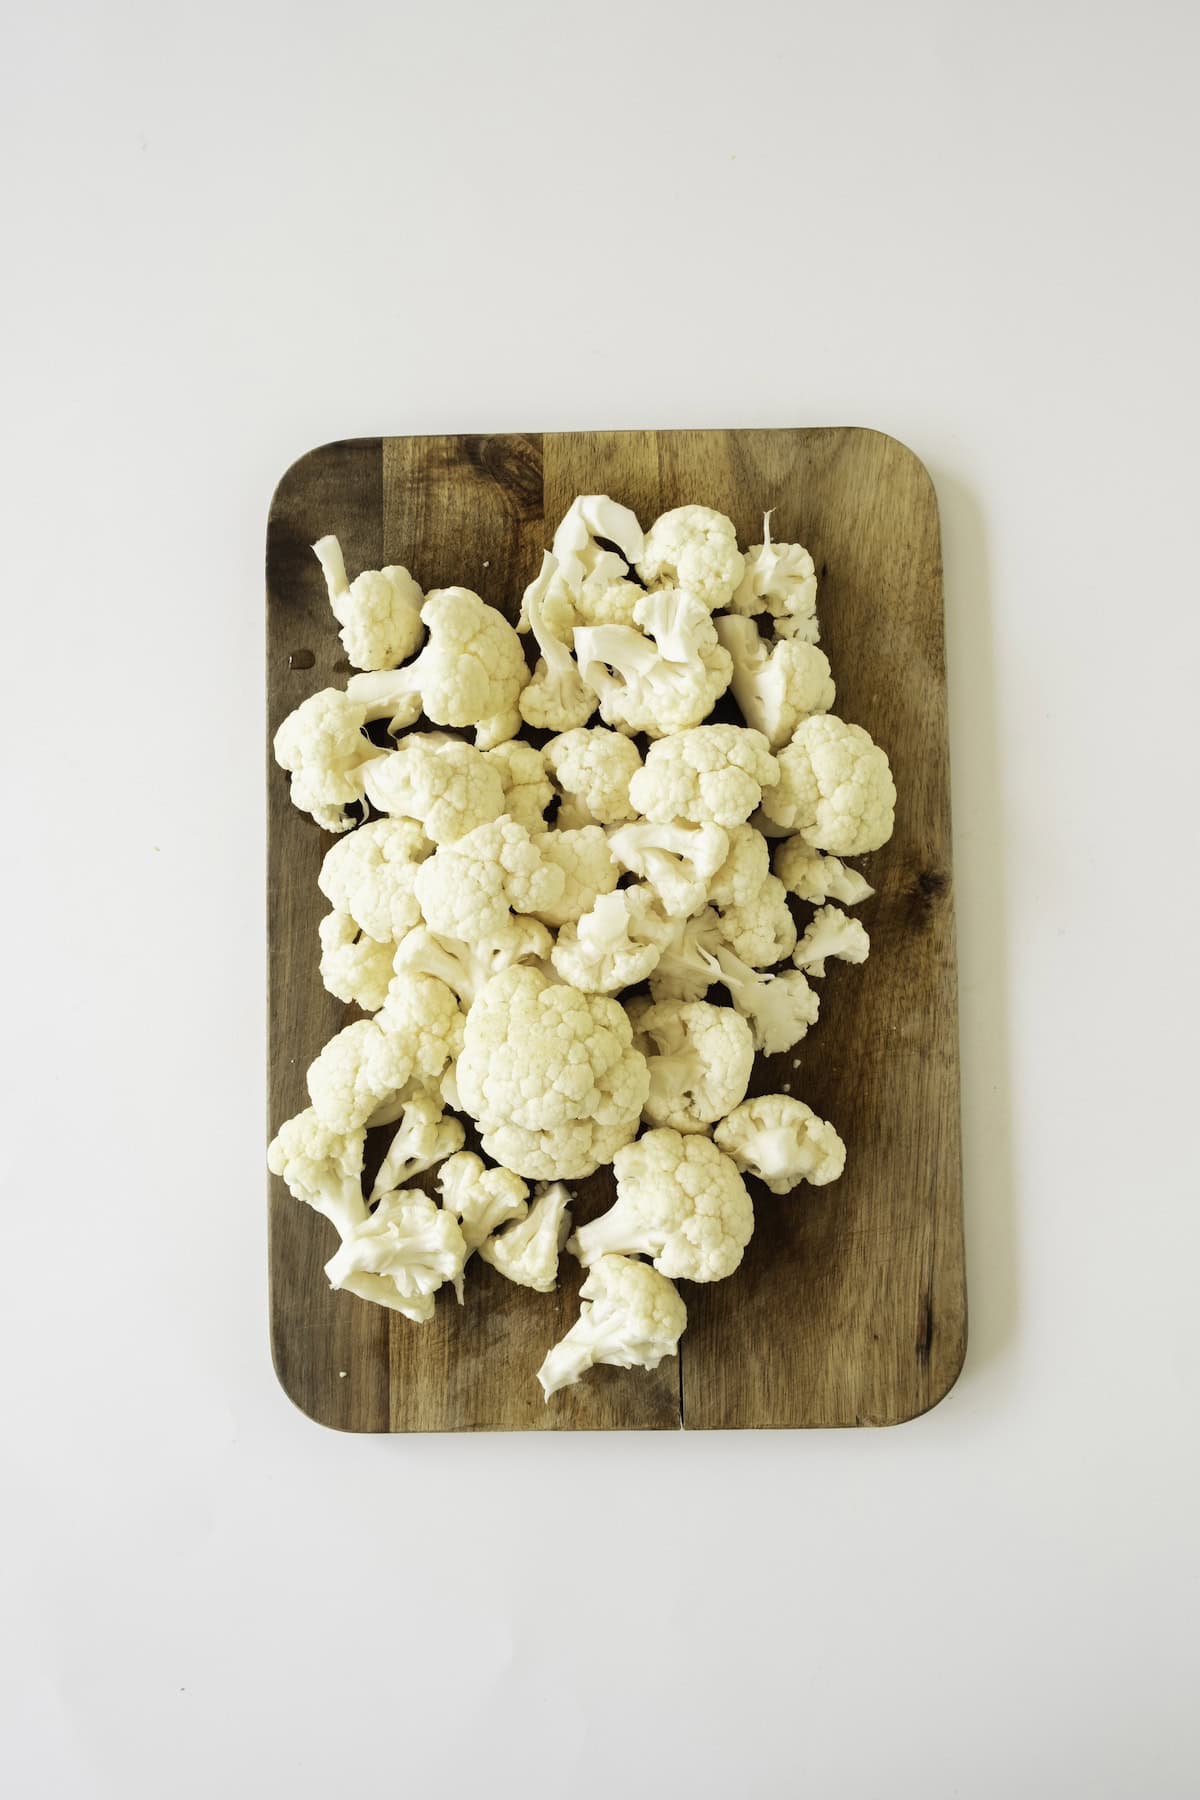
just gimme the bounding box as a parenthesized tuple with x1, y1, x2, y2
(317, 817, 432, 944)
(711, 874, 798, 967)
(267, 1107, 367, 1238)
(479, 1181, 573, 1291)
(306, 1018, 443, 1134)
(708, 823, 771, 909)
(760, 714, 896, 854)
(317, 910, 397, 1011)
(485, 740, 553, 834)
(538, 1254, 687, 1399)
(273, 688, 382, 832)
(627, 998, 755, 1134)
(347, 586, 526, 747)
(312, 534, 424, 672)
(570, 1129, 754, 1282)
(792, 904, 871, 977)
(414, 816, 566, 939)
(714, 615, 835, 750)
(773, 835, 875, 907)
(532, 826, 620, 926)
(637, 505, 745, 611)
(726, 513, 820, 643)
(456, 966, 649, 1179)
(376, 973, 466, 1084)
(550, 886, 675, 994)
(437, 1151, 530, 1255)
(324, 1191, 467, 1321)
(393, 919, 552, 1008)
(629, 726, 780, 828)
(543, 728, 642, 828)
(573, 593, 733, 739)
(715, 1094, 847, 1193)
(363, 738, 504, 845)
(607, 819, 730, 918)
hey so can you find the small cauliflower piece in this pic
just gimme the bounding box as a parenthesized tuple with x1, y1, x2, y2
(715, 1094, 847, 1193)
(774, 835, 875, 907)
(478, 1181, 573, 1292)
(318, 817, 433, 944)
(370, 1092, 466, 1203)
(714, 615, 835, 749)
(267, 1107, 367, 1238)
(708, 823, 771, 909)
(538, 1254, 687, 1399)
(760, 714, 896, 854)
(550, 886, 675, 994)
(792, 904, 871, 977)
(531, 826, 619, 927)
(317, 910, 397, 1011)
(570, 1129, 753, 1283)
(414, 816, 566, 939)
(347, 586, 526, 747)
(485, 740, 553, 834)
(312, 534, 424, 672)
(727, 513, 820, 643)
(376, 973, 465, 1086)
(628, 726, 779, 828)
(648, 908, 722, 1003)
(325, 1191, 467, 1320)
(711, 874, 798, 967)
(362, 737, 505, 845)
(573, 594, 732, 739)
(307, 1017, 445, 1134)
(627, 998, 755, 1134)
(637, 505, 745, 611)
(706, 941, 821, 1054)
(607, 819, 730, 918)
(552, 495, 644, 597)
(543, 728, 642, 828)
(437, 1151, 529, 1255)
(273, 688, 382, 832)
(518, 552, 598, 732)
(393, 919, 552, 1008)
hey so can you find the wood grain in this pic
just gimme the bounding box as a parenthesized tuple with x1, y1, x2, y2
(267, 428, 965, 1431)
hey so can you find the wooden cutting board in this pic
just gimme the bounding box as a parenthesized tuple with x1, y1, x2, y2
(267, 428, 965, 1431)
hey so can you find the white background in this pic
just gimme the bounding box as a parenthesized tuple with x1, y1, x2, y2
(3, 1, 1197, 1794)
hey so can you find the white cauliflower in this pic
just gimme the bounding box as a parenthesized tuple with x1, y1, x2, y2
(773, 835, 875, 907)
(527, 495, 646, 640)
(414, 816, 566, 939)
(273, 688, 382, 832)
(648, 908, 722, 1003)
(538, 1255, 687, 1399)
(543, 728, 642, 828)
(573, 593, 732, 739)
(531, 826, 619, 927)
(478, 1181, 573, 1291)
(569, 1129, 753, 1282)
(714, 615, 835, 749)
(637, 505, 745, 610)
(317, 817, 433, 944)
(706, 941, 821, 1054)
(760, 714, 896, 854)
(627, 998, 755, 1134)
(711, 874, 798, 967)
(708, 823, 771, 909)
(317, 910, 397, 1011)
(437, 1151, 529, 1255)
(312, 534, 424, 672)
(727, 513, 820, 643)
(306, 1016, 453, 1134)
(375, 973, 466, 1086)
(267, 1107, 367, 1238)
(362, 737, 505, 845)
(370, 1092, 466, 1203)
(393, 919, 552, 1008)
(607, 819, 730, 918)
(518, 552, 598, 732)
(628, 725, 779, 828)
(792, 904, 871, 977)
(485, 740, 553, 834)
(715, 1094, 847, 1193)
(324, 1191, 467, 1321)
(550, 886, 675, 994)
(347, 586, 526, 747)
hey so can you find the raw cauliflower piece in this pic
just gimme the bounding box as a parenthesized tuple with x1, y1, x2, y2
(714, 615, 835, 749)
(708, 823, 771, 909)
(376, 973, 465, 1085)
(531, 826, 619, 927)
(628, 725, 779, 828)
(347, 586, 526, 747)
(524, 495, 646, 640)
(479, 1181, 573, 1292)
(324, 1191, 467, 1321)
(485, 740, 553, 834)
(318, 817, 432, 944)
(456, 966, 649, 1180)
(306, 1017, 449, 1135)
(437, 1151, 529, 1255)
(607, 819, 730, 918)
(573, 592, 732, 739)
(312, 534, 424, 672)
(543, 728, 642, 828)
(648, 908, 723, 1003)
(267, 1107, 367, 1238)
(414, 816, 566, 939)
(393, 919, 552, 1008)
(760, 714, 896, 854)
(773, 836, 875, 907)
(370, 1092, 466, 1203)
(362, 737, 505, 845)
(637, 505, 745, 611)
(727, 513, 820, 643)
(792, 904, 871, 977)
(518, 552, 598, 732)
(715, 1094, 847, 1192)
(550, 886, 675, 994)
(627, 998, 755, 1134)
(317, 910, 397, 1011)
(706, 941, 821, 1054)
(538, 1255, 687, 1399)
(711, 874, 798, 967)
(569, 1129, 753, 1283)
(273, 688, 382, 832)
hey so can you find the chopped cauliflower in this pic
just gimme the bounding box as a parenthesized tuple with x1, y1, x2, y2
(607, 819, 730, 918)
(393, 919, 552, 1007)
(307, 1017, 450, 1134)
(706, 940, 821, 1054)
(773, 835, 875, 907)
(376, 973, 466, 1085)
(485, 740, 553, 834)
(479, 1181, 573, 1291)
(525, 495, 646, 641)
(437, 1151, 529, 1255)
(727, 513, 820, 643)
(760, 714, 896, 854)
(573, 593, 732, 738)
(273, 688, 382, 832)
(362, 737, 505, 845)
(518, 552, 598, 732)
(543, 728, 642, 828)
(627, 998, 755, 1133)
(531, 826, 619, 927)
(714, 615, 835, 749)
(318, 817, 432, 944)
(538, 1254, 686, 1399)
(569, 1129, 753, 1282)
(792, 904, 871, 977)
(370, 1092, 466, 1202)
(637, 505, 745, 611)
(414, 816, 566, 939)
(715, 1094, 846, 1192)
(347, 586, 526, 747)
(325, 1191, 467, 1320)
(550, 886, 675, 993)
(312, 534, 424, 672)
(711, 874, 798, 967)
(628, 725, 779, 828)
(267, 1107, 367, 1238)
(317, 910, 397, 1011)
(708, 823, 771, 909)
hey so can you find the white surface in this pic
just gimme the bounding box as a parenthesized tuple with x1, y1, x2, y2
(3, 1, 1198, 1794)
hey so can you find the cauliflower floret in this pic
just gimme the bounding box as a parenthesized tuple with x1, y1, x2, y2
(705, 941, 821, 1055)
(714, 615, 835, 749)
(457, 966, 649, 1179)
(708, 823, 771, 910)
(726, 512, 820, 643)
(376, 973, 465, 1085)
(317, 910, 397, 1011)
(637, 505, 745, 611)
(538, 1254, 687, 1399)
(437, 1151, 530, 1255)
(370, 1092, 466, 1202)
(393, 919, 552, 1007)
(312, 534, 424, 672)
(773, 835, 875, 907)
(543, 728, 642, 828)
(628, 726, 779, 828)
(792, 904, 871, 976)
(531, 826, 619, 927)
(627, 998, 755, 1134)
(550, 886, 675, 994)
(306, 1017, 450, 1134)
(711, 874, 798, 967)
(522, 496, 646, 642)
(267, 1107, 367, 1238)
(648, 908, 722, 1003)
(347, 586, 526, 747)
(317, 817, 433, 944)
(478, 1181, 573, 1292)
(273, 688, 382, 832)
(760, 714, 896, 854)
(485, 740, 553, 834)
(569, 1129, 753, 1283)
(324, 1191, 467, 1320)
(607, 819, 730, 918)
(414, 816, 566, 939)
(573, 593, 732, 739)
(715, 1094, 847, 1193)
(362, 738, 505, 845)
(518, 552, 598, 732)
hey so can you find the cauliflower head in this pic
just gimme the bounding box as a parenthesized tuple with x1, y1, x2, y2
(715, 1094, 847, 1193)
(627, 997, 755, 1134)
(318, 817, 432, 944)
(538, 1254, 687, 1399)
(628, 725, 780, 828)
(312, 534, 424, 672)
(478, 1181, 573, 1292)
(543, 728, 642, 828)
(760, 714, 896, 855)
(414, 816, 566, 939)
(324, 1190, 467, 1321)
(727, 513, 820, 643)
(570, 1128, 754, 1282)
(637, 505, 745, 611)
(362, 737, 505, 845)
(715, 615, 835, 750)
(347, 586, 526, 747)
